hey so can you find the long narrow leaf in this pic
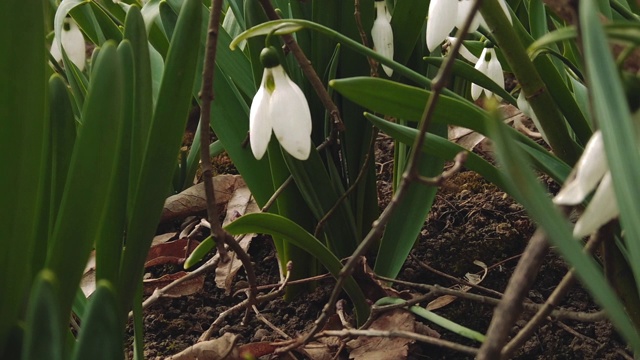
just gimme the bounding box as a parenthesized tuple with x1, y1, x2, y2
(119, 0, 202, 314)
(580, 0, 640, 308)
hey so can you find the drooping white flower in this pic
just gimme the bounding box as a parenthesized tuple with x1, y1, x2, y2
(50, 18, 86, 71)
(471, 46, 504, 100)
(553, 131, 618, 237)
(427, 0, 512, 52)
(249, 47, 312, 161)
(371, 0, 394, 77)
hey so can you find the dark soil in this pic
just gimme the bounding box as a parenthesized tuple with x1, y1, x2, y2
(126, 134, 632, 359)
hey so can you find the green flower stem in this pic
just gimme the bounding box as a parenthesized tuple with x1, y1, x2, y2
(230, 19, 462, 99)
(481, 0, 581, 165)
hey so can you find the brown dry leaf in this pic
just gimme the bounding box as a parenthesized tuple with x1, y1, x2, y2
(144, 238, 200, 268)
(215, 183, 259, 293)
(426, 260, 488, 311)
(143, 271, 204, 296)
(448, 104, 541, 151)
(152, 232, 178, 247)
(347, 310, 415, 360)
(160, 174, 244, 222)
(165, 333, 240, 360)
(237, 342, 278, 358)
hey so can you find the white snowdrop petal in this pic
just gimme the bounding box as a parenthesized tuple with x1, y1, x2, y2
(573, 172, 619, 238)
(427, 0, 458, 51)
(456, 0, 481, 33)
(249, 69, 273, 160)
(270, 68, 312, 160)
(554, 131, 607, 205)
(62, 20, 86, 71)
(486, 49, 504, 100)
(471, 48, 489, 100)
(447, 37, 478, 63)
(372, 2, 394, 77)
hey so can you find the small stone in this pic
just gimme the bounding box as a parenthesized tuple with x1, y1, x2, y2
(253, 328, 270, 341)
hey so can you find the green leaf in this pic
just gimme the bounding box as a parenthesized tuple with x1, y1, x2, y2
(224, 213, 370, 323)
(46, 41, 124, 326)
(0, 1, 48, 353)
(184, 236, 216, 270)
(284, 150, 359, 258)
(374, 123, 445, 279)
(332, 77, 571, 183)
(119, 0, 202, 314)
(21, 271, 62, 360)
(71, 281, 122, 360)
(581, 1, 640, 335)
(123, 5, 154, 202)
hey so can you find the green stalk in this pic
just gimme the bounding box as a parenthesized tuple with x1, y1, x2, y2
(480, 0, 581, 165)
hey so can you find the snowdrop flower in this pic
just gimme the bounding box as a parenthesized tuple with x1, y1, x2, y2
(471, 44, 504, 101)
(50, 18, 86, 71)
(445, 37, 479, 63)
(427, 0, 512, 52)
(371, 0, 394, 77)
(250, 47, 312, 161)
(553, 131, 618, 237)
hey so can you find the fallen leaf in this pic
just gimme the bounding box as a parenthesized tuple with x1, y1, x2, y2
(426, 260, 488, 311)
(215, 183, 259, 293)
(145, 238, 200, 268)
(165, 333, 240, 360)
(143, 271, 204, 296)
(160, 175, 244, 223)
(347, 310, 415, 360)
(152, 232, 178, 247)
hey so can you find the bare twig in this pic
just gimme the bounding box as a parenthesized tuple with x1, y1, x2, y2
(415, 151, 467, 186)
(136, 255, 220, 314)
(198, 0, 258, 323)
(353, 0, 379, 76)
(257, 0, 345, 132)
(277, 2, 483, 352)
(373, 275, 605, 323)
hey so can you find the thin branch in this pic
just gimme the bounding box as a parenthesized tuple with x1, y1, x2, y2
(373, 275, 605, 323)
(353, 0, 379, 76)
(198, 0, 258, 315)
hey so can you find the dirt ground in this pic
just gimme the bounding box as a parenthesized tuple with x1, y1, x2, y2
(126, 134, 632, 359)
